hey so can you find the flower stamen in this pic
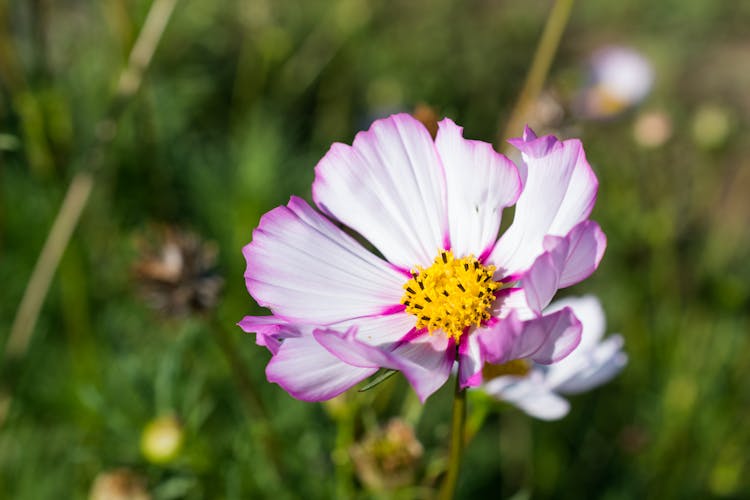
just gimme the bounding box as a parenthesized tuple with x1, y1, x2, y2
(401, 250, 499, 342)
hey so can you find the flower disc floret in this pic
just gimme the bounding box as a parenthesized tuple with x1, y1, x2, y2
(482, 359, 532, 380)
(401, 250, 499, 342)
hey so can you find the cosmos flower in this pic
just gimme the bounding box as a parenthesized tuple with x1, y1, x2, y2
(239, 114, 606, 402)
(482, 295, 627, 420)
(576, 46, 654, 120)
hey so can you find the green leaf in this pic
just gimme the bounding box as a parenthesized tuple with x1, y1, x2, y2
(358, 369, 398, 392)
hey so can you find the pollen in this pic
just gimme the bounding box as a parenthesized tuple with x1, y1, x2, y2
(401, 250, 499, 342)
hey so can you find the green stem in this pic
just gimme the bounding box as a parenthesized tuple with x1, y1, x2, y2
(209, 314, 284, 482)
(439, 376, 467, 500)
(210, 315, 269, 421)
(333, 402, 356, 499)
(499, 0, 575, 149)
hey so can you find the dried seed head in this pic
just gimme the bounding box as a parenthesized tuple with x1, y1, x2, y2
(350, 419, 424, 491)
(133, 225, 224, 317)
(89, 468, 150, 500)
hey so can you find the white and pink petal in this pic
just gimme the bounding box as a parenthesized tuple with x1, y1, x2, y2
(315, 327, 454, 402)
(265, 335, 378, 402)
(485, 373, 571, 421)
(522, 251, 563, 314)
(492, 288, 536, 322)
(545, 295, 607, 350)
(511, 220, 606, 316)
(458, 332, 485, 388)
(237, 315, 300, 354)
(388, 332, 455, 401)
(313, 113, 448, 270)
(554, 334, 627, 394)
(504, 307, 582, 364)
(474, 312, 523, 365)
(489, 127, 599, 277)
(244, 196, 405, 323)
(542, 221, 607, 289)
(328, 312, 417, 347)
(434, 118, 521, 260)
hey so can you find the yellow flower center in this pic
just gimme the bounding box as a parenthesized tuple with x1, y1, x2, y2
(401, 250, 499, 342)
(482, 359, 532, 380)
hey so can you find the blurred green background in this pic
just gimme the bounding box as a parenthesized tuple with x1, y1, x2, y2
(2, 0, 749, 498)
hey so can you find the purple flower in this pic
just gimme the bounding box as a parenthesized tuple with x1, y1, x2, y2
(482, 295, 627, 420)
(239, 114, 606, 402)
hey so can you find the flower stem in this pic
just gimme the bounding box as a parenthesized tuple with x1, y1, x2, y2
(333, 400, 357, 499)
(499, 0, 575, 148)
(439, 376, 467, 500)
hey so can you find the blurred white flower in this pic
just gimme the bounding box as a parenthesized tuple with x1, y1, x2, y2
(482, 295, 627, 420)
(577, 46, 654, 119)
